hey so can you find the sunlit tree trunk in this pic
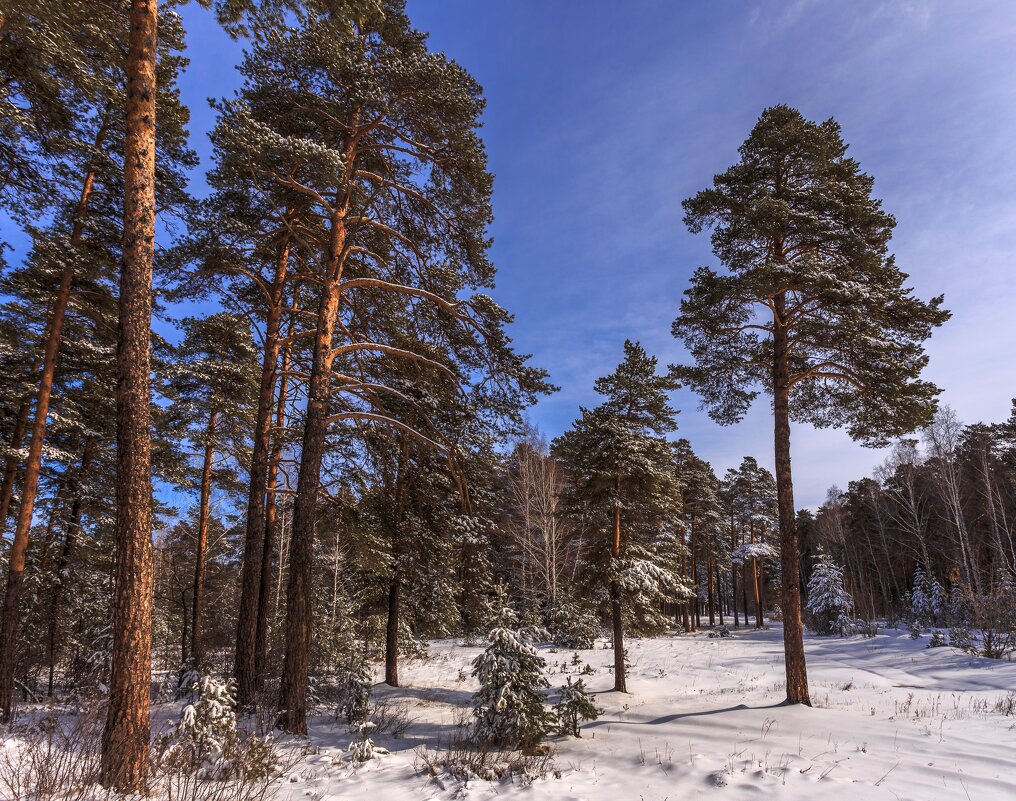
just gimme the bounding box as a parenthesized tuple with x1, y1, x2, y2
(101, 0, 158, 789)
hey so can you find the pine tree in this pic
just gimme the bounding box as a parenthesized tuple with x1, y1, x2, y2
(210, 1, 547, 732)
(471, 595, 551, 749)
(555, 341, 685, 692)
(673, 106, 949, 705)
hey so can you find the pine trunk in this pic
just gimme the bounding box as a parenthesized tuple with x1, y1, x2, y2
(190, 409, 217, 668)
(385, 574, 400, 687)
(707, 550, 715, 626)
(731, 527, 740, 627)
(255, 294, 297, 690)
(772, 303, 810, 706)
(236, 231, 291, 708)
(100, 0, 158, 789)
(610, 476, 626, 692)
(278, 213, 346, 734)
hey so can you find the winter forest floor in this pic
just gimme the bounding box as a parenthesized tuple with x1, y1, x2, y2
(279, 626, 1016, 801)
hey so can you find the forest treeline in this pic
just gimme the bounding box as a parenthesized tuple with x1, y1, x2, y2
(0, 0, 989, 793)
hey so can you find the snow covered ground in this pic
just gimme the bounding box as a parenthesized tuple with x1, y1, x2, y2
(281, 626, 1016, 801)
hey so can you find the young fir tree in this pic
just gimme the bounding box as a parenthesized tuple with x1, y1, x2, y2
(471, 593, 551, 749)
(555, 341, 686, 692)
(805, 549, 853, 636)
(553, 676, 600, 738)
(673, 106, 949, 705)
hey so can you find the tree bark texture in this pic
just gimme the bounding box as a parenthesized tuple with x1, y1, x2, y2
(100, 0, 158, 789)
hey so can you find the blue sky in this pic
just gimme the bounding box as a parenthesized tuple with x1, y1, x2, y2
(10, 0, 1016, 508)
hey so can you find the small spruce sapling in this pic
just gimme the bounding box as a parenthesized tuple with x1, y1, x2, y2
(471, 593, 552, 749)
(338, 656, 372, 727)
(348, 721, 390, 763)
(553, 677, 601, 737)
(805, 549, 853, 636)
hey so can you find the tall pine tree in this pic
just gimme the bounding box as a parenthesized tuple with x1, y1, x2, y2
(555, 341, 685, 692)
(673, 105, 949, 705)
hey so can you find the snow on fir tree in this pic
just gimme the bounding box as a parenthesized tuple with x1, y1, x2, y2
(348, 722, 390, 763)
(338, 656, 372, 727)
(805, 549, 854, 636)
(471, 591, 552, 749)
(162, 676, 241, 778)
(553, 676, 601, 738)
(910, 564, 945, 628)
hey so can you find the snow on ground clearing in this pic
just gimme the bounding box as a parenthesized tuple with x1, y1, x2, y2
(281, 627, 1016, 801)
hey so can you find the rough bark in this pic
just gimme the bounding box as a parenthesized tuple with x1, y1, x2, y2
(773, 299, 811, 706)
(190, 409, 218, 668)
(100, 0, 158, 789)
(235, 231, 291, 708)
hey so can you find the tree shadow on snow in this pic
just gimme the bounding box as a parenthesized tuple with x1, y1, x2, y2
(584, 700, 788, 729)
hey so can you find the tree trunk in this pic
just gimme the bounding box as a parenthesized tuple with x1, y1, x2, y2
(190, 409, 218, 668)
(731, 525, 739, 627)
(742, 562, 750, 624)
(255, 293, 297, 691)
(47, 438, 95, 698)
(236, 230, 291, 708)
(772, 305, 810, 706)
(385, 574, 400, 687)
(278, 213, 346, 734)
(752, 556, 762, 628)
(707, 550, 715, 626)
(0, 139, 102, 722)
(610, 475, 626, 692)
(180, 591, 189, 667)
(100, 0, 158, 789)
(715, 562, 723, 625)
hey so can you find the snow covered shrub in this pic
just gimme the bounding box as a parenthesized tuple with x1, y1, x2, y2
(348, 721, 390, 763)
(708, 625, 732, 638)
(805, 549, 853, 636)
(927, 631, 947, 648)
(552, 677, 600, 737)
(545, 595, 600, 649)
(368, 697, 414, 738)
(337, 656, 372, 727)
(948, 626, 976, 654)
(153, 675, 280, 783)
(0, 706, 103, 801)
(471, 598, 552, 749)
(176, 676, 239, 769)
(415, 711, 555, 788)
